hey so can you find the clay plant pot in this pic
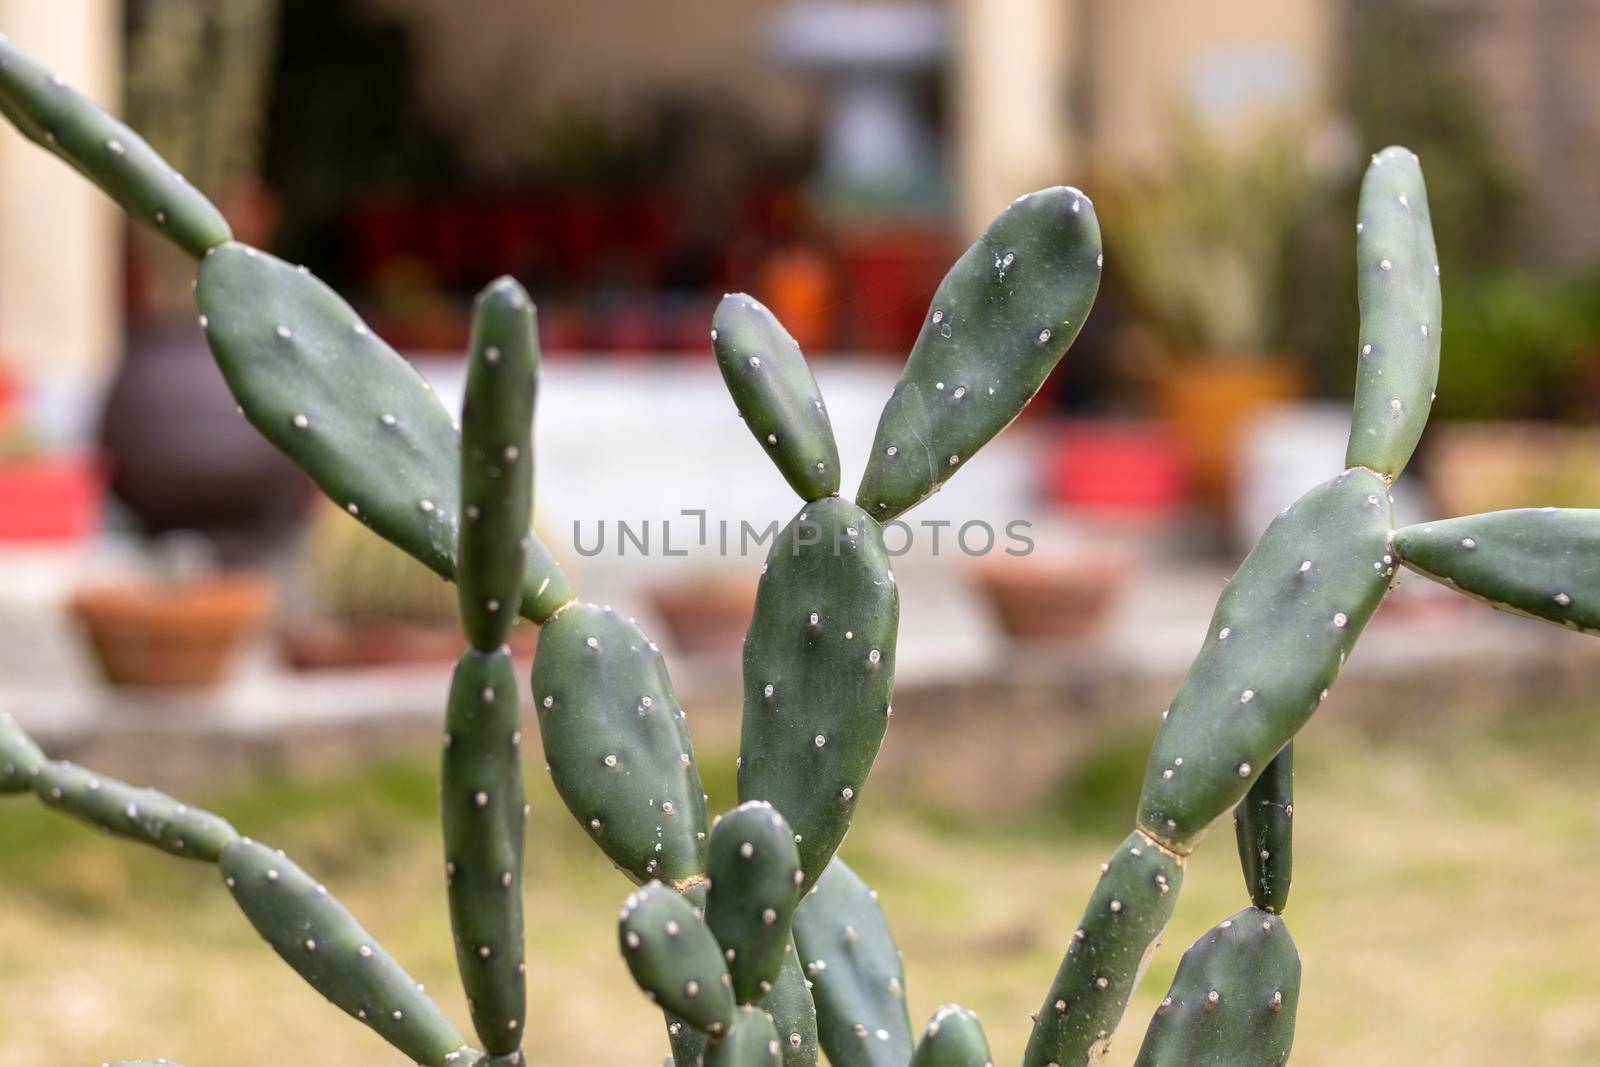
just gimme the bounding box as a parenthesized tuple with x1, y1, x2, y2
(278, 621, 539, 671)
(649, 577, 758, 655)
(69, 576, 274, 688)
(1154, 359, 1301, 509)
(974, 557, 1127, 642)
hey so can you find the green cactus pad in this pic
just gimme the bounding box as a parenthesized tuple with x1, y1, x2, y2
(762, 939, 821, 1067)
(1345, 146, 1441, 480)
(705, 801, 804, 1004)
(663, 884, 715, 1066)
(1022, 831, 1184, 1067)
(195, 242, 571, 623)
(704, 1005, 784, 1067)
(910, 1005, 993, 1067)
(666, 1016, 707, 1067)
(218, 838, 467, 1066)
(1138, 468, 1394, 851)
(442, 648, 527, 1052)
(620, 882, 738, 1035)
(1234, 744, 1294, 914)
(459, 278, 540, 651)
(1131, 908, 1301, 1067)
(1394, 508, 1600, 633)
(713, 294, 841, 502)
(855, 187, 1101, 520)
(1, 712, 45, 792)
(738, 499, 898, 889)
(792, 859, 912, 1067)
(32, 761, 238, 861)
(0, 36, 232, 258)
(532, 602, 709, 885)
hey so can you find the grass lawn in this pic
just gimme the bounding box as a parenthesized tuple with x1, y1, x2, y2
(3, 703, 1598, 1066)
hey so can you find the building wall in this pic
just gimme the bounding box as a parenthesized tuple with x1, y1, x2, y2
(362, 0, 818, 173)
(1433, 0, 1600, 266)
(0, 0, 123, 387)
(1081, 0, 1334, 166)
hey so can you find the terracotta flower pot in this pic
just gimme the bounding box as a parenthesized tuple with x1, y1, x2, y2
(974, 557, 1127, 641)
(69, 576, 274, 688)
(278, 621, 539, 671)
(649, 578, 758, 655)
(1154, 359, 1301, 508)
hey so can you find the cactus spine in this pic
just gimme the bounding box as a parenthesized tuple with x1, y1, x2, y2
(9, 30, 1600, 1067)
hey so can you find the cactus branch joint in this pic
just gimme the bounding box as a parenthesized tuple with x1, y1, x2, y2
(0, 32, 1593, 1067)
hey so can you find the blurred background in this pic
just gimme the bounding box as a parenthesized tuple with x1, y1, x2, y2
(2, 1, 1600, 1064)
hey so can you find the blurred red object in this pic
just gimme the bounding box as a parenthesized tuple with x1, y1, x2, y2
(835, 225, 953, 353)
(1042, 420, 1184, 522)
(0, 453, 103, 543)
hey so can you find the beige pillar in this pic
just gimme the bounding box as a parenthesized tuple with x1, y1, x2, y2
(0, 0, 123, 387)
(952, 0, 1072, 239)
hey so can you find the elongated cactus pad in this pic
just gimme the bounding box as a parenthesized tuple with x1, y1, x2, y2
(1138, 469, 1394, 851)
(442, 648, 527, 1053)
(1022, 831, 1184, 1067)
(33, 761, 238, 862)
(910, 1005, 993, 1067)
(1132, 908, 1301, 1067)
(738, 499, 898, 889)
(219, 839, 467, 1066)
(792, 859, 912, 1067)
(856, 187, 1101, 520)
(713, 294, 840, 502)
(762, 939, 821, 1067)
(620, 882, 738, 1035)
(704, 1005, 784, 1067)
(459, 278, 539, 651)
(706, 801, 804, 1004)
(0, 36, 232, 258)
(1234, 744, 1294, 914)
(532, 603, 709, 885)
(196, 243, 571, 623)
(1, 712, 45, 791)
(1346, 146, 1441, 480)
(1394, 508, 1600, 633)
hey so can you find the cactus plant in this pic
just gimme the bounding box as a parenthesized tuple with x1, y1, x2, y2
(6, 31, 1598, 1067)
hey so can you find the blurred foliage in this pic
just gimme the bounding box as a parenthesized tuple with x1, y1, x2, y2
(263, 0, 462, 282)
(1098, 116, 1312, 359)
(302, 500, 458, 626)
(126, 0, 278, 202)
(1048, 726, 1154, 840)
(1434, 272, 1600, 421)
(1345, 0, 1523, 273)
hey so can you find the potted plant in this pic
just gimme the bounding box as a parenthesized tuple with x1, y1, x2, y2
(0, 372, 103, 545)
(68, 536, 274, 688)
(279, 500, 541, 669)
(649, 571, 759, 655)
(1100, 117, 1311, 507)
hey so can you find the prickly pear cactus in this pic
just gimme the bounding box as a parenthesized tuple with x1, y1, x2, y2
(1234, 745, 1294, 915)
(34, 760, 238, 861)
(856, 186, 1101, 520)
(737, 498, 898, 890)
(0, 34, 232, 258)
(1132, 909, 1302, 1067)
(8, 33, 1590, 1067)
(220, 838, 470, 1065)
(910, 1005, 994, 1067)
